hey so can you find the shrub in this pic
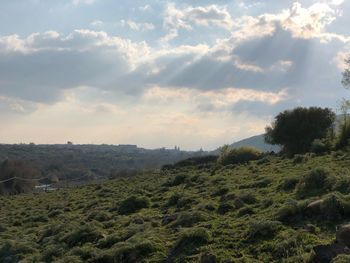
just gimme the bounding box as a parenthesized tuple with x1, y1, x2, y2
(62, 224, 104, 248)
(237, 207, 255, 217)
(171, 211, 206, 228)
(87, 211, 112, 222)
(212, 187, 229, 197)
(97, 234, 121, 249)
(332, 254, 350, 263)
(296, 168, 334, 198)
(0, 240, 36, 262)
(169, 228, 211, 259)
(172, 174, 187, 186)
(93, 240, 160, 263)
(118, 196, 150, 215)
(280, 177, 299, 191)
(247, 220, 282, 240)
(311, 138, 332, 154)
(217, 203, 234, 215)
(218, 147, 262, 166)
(166, 193, 181, 207)
(236, 192, 257, 205)
(276, 200, 301, 222)
(41, 244, 65, 262)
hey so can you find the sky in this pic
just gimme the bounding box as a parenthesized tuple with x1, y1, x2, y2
(0, 0, 349, 150)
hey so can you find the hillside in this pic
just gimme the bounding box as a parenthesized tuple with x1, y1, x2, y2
(0, 144, 205, 183)
(230, 135, 281, 153)
(2, 151, 350, 262)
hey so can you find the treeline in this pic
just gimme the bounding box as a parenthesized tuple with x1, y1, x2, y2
(0, 145, 204, 195)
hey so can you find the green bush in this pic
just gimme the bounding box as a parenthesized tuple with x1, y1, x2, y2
(93, 240, 160, 263)
(118, 196, 150, 215)
(276, 200, 301, 222)
(0, 240, 36, 262)
(169, 228, 211, 259)
(296, 168, 334, 198)
(166, 193, 181, 207)
(62, 224, 104, 248)
(217, 203, 234, 215)
(164, 174, 188, 187)
(218, 147, 262, 166)
(332, 254, 350, 263)
(311, 138, 332, 154)
(172, 211, 206, 228)
(247, 220, 282, 240)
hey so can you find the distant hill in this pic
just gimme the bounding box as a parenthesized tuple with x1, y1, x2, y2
(230, 134, 281, 152)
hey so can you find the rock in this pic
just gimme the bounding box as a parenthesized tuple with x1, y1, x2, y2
(313, 243, 348, 263)
(200, 252, 217, 263)
(337, 224, 350, 247)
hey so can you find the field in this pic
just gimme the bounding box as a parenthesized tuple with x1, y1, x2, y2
(2, 151, 350, 262)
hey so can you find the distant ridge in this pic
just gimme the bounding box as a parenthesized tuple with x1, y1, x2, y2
(230, 134, 280, 152)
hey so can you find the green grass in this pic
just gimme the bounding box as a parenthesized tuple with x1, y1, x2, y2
(3, 151, 350, 262)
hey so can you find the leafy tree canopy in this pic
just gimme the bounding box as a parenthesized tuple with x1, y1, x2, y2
(265, 107, 335, 155)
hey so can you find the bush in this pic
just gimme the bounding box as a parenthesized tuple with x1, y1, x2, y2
(218, 147, 262, 166)
(0, 240, 36, 262)
(296, 168, 334, 198)
(93, 240, 160, 263)
(62, 224, 104, 248)
(311, 138, 332, 154)
(118, 196, 150, 215)
(87, 211, 112, 222)
(280, 177, 299, 191)
(247, 220, 282, 240)
(169, 228, 211, 259)
(166, 193, 181, 207)
(332, 254, 350, 263)
(217, 203, 234, 215)
(171, 211, 206, 228)
(276, 200, 301, 222)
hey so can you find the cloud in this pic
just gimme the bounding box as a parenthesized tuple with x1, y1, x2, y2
(161, 3, 233, 43)
(0, 30, 150, 102)
(120, 20, 155, 31)
(72, 0, 95, 5)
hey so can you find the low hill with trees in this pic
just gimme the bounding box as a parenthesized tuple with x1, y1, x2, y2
(3, 148, 350, 262)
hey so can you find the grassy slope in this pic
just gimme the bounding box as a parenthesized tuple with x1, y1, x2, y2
(1, 152, 350, 262)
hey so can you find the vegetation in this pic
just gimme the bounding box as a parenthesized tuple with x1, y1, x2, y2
(0, 159, 40, 195)
(3, 150, 350, 261)
(265, 107, 335, 155)
(217, 146, 262, 165)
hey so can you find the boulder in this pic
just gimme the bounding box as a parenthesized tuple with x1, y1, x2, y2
(313, 243, 347, 263)
(337, 224, 350, 247)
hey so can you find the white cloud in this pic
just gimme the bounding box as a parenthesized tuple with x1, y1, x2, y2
(162, 3, 233, 43)
(120, 20, 155, 31)
(72, 0, 95, 5)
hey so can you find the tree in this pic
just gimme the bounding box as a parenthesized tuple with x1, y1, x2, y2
(342, 56, 350, 88)
(0, 159, 41, 195)
(265, 107, 335, 155)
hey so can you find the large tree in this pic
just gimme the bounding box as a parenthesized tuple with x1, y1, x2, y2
(265, 107, 335, 155)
